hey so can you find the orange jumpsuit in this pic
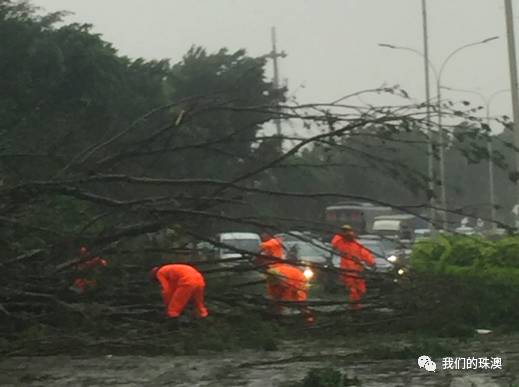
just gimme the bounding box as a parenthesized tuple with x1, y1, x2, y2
(155, 264, 208, 318)
(266, 263, 313, 322)
(331, 234, 374, 307)
(266, 263, 308, 302)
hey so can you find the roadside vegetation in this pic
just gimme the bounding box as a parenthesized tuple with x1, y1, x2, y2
(409, 235, 519, 331)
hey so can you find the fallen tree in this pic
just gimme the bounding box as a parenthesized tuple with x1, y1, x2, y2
(2, 0, 515, 354)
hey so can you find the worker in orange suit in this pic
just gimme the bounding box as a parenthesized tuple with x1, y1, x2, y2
(70, 246, 108, 294)
(265, 262, 314, 323)
(149, 264, 208, 319)
(256, 232, 313, 322)
(256, 232, 284, 267)
(331, 225, 375, 310)
(266, 263, 308, 302)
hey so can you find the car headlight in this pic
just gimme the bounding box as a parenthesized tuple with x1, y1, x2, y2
(397, 268, 405, 276)
(387, 255, 398, 263)
(303, 267, 314, 280)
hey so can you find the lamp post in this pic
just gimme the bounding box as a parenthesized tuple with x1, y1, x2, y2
(441, 86, 510, 232)
(504, 0, 519, 231)
(436, 37, 499, 230)
(378, 43, 438, 230)
(420, 0, 435, 232)
(380, 36, 499, 230)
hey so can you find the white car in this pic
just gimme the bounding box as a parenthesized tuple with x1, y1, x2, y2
(198, 232, 261, 266)
(218, 232, 261, 259)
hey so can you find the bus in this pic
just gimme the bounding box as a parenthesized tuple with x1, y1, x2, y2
(324, 202, 395, 235)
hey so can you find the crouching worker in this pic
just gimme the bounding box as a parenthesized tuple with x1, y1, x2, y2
(149, 264, 208, 319)
(266, 263, 314, 324)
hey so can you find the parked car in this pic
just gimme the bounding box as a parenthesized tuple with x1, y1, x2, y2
(330, 235, 409, 285)
(276, 230, 320, 243)
(197, 232, 261, 267)
(328, 235, 394, 272)
(275, 233, 338, 284)
(357, 235, 410, 267)
(283, 239, 335, 266)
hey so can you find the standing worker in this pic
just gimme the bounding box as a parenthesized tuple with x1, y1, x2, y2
(149, 264, 208, 319)
(331, 225, 375, 310)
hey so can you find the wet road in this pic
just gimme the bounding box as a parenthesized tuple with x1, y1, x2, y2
(1, 334, 518, 386)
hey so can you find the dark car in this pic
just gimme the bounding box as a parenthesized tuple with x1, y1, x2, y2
(327, 236, 392, 272)
(328, 235, 408, 289)
(359, 236, 409, 284)
(358, 235, 410, 266)
(275, 233, 339, 284)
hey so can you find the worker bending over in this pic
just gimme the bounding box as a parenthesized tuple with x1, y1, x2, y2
(266, 263, 308, 303)
(266, 263, 314, 323)
(150, 264, 208, 319)
(258, 232, 313, 323)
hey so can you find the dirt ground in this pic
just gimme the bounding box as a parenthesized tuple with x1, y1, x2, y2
(1, 332, 518, 386)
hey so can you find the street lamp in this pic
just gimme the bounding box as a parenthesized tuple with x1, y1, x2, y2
(380, 36, 499, 230)
(378, 44, 439, 80)
(436, 37, 499, 230)
(441, 86, 510, 232)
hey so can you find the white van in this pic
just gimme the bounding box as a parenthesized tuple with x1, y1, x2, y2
(372, 214, 416, 241)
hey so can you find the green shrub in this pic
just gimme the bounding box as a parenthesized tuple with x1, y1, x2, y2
(408, 236, 519, 330)
(410, 238, 447, 271)
(411, 235, 519, 273)
(487, 238, 519, 267)
(444, 236, 484, 266)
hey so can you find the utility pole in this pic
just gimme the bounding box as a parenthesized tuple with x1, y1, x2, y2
(504, 0, 519, 229)
(486, 105, 498, 233)
(439, 86, 510, 233)
(436, 83, 448, 231)
(436, 36, 498, 231)
(421, 0, 436, 233)
(268, 27, 286, 138)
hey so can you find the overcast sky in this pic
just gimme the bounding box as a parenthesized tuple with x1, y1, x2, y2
(31, 0, 519, 131)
